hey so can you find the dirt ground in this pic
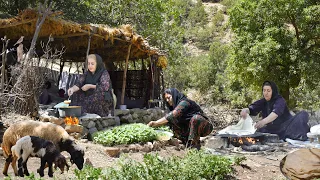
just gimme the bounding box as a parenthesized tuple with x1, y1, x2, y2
(0, 113, 290, 180)
(0, 138, 290, 180)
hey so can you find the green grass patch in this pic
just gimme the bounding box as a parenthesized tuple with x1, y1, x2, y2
(75, 150, 237, 180)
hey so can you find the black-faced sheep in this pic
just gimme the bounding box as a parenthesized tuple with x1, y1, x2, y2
(2, 120, 84, 176)
(11, 136, 70, 177)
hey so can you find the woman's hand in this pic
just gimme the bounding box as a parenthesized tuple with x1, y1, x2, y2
(67, 87, 74, 96)
(254, 119, 267, 129)
(81, 84, 93, 91)
(147, 121, 155, 127)
(147, 117, 169, 128)
(240, 108, 249, 119)
(67, 86, 79, 96)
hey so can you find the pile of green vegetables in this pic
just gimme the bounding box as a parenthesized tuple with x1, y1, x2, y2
(93, 123, 168, 146)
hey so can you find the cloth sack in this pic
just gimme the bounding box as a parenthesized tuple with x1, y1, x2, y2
(280, 148, 320, 180)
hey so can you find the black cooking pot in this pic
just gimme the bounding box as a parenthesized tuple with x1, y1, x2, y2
(58, 106, 82, 117)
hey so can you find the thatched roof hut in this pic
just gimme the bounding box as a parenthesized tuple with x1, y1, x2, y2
(0, 9, 167, 64)
(0, 9, 167, 108)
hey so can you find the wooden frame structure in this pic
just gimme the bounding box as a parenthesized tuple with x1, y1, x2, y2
(0, 9, 167, 108)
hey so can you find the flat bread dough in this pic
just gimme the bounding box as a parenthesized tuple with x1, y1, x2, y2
(218, 114, 256, 135)
(310, 124, 320, 134)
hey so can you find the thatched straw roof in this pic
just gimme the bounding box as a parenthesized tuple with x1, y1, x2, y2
(0, 9, 167, 68)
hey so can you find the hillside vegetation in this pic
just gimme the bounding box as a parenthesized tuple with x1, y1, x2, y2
(0, 0, 319, 110)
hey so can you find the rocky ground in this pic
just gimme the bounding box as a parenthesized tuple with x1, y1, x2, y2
(1, 110, 319, 180)
(0, 113, 293, 180)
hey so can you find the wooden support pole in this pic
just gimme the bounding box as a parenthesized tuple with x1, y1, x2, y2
(85, 34, 92, 72)
(24, 0, 53, 65)
(161, 70, 165, 109)
(1, 36, 9, 93)
(149, 56, 154, 100)
(121, 44, 132, 105)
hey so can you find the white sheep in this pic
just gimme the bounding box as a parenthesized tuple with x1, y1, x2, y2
(2, 120, 84, 176)
(11, 136, 70, 177)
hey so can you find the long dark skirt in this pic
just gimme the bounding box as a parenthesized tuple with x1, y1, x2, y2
(170, 114, 213, 148)
(258, 111, 310, 141)
(70, 90, 111, 117)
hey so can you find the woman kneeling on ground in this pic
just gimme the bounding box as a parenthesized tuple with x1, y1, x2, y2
(148, 88, 213, 149)
(240, 81, 310, 141)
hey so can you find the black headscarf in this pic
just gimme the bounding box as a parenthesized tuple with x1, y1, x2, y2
(164, 88, 188, 111)
(85, 54, 105, 84)
(163, 88, 205, 121)
(84, 54, 105, 96)
(262, 81, 281, 114)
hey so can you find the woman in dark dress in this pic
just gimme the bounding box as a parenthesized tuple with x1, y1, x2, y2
(241, 81, 310, 140)
(148, 88, 213, 149)
(67, 54, 112, 117)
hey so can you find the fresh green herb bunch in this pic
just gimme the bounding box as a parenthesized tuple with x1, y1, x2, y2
(74, 150, 234, 180)
(93, 123, 158, 146)
(154, 125, 173, 133)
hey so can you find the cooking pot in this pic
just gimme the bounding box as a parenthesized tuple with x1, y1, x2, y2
(58, 106, 82, 117)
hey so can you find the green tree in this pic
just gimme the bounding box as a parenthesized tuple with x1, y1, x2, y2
(227, 0, 320, 106)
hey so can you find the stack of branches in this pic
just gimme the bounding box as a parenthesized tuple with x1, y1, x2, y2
(4, 37, 64, 116)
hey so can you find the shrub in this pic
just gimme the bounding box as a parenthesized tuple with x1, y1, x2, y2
(74, 150, 236, 180)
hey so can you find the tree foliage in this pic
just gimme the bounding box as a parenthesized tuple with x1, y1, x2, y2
(227, 0, 320, 106)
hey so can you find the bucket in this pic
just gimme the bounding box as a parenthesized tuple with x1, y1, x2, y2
(120, 105, 127, 110)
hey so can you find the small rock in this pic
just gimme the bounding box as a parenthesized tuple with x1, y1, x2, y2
(128, 144, 139, 152)
(140, 145, 152, 153)
(65, 125, 83, 133)
(152, 141, 162, 151)
(169, 138, 180, 146)
(121, 147, 129, 153)
(105, 147, 120, 158)
(80, 139, 89, 143)
(114, 116, 120, 126)
(179, 144, 185, 150)
(87, 121, 96, 129)
(85, 158, 93, 167)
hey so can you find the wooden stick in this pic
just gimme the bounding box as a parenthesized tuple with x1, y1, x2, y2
(24, 0, 53, 65)
(85, 34, 92, 72)
(1, 36, 9, 93)
(121, 44, 132, 105)
(149, 56, 154, 100)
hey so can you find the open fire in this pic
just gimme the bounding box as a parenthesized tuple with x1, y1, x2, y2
(234, 137, 259, 144)
(64, 116, 79, 125)
(229, 136, 263, 147)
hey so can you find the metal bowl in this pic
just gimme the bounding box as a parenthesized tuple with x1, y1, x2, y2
(58, 106, 82, 117)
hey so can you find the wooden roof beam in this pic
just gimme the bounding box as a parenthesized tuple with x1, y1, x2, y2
(53, 32, 87, 39)
(0, 18, 37, 29)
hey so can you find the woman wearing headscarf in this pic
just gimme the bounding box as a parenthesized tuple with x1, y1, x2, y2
(148, 88, 213, 149)
(240, 81, 310, 140)
(67, 54, 112, 117)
